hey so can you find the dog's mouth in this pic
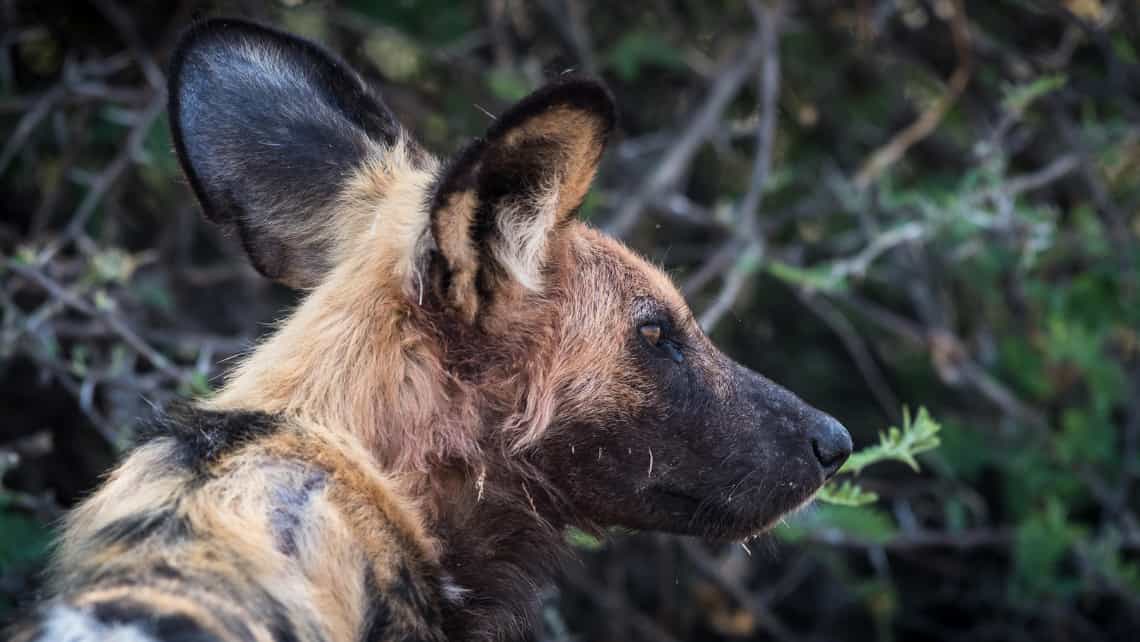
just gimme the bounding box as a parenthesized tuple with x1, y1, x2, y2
(648, 479, 821, 540)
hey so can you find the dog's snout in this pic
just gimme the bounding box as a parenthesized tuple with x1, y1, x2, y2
(809, 414, 852, 478)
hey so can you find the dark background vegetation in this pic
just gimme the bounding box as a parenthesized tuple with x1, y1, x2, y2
(2, 0, 1139, 640)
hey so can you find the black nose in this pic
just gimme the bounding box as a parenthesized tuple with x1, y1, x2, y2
(809, 414, 852, 478)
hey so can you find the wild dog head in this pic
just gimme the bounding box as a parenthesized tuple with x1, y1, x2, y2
(169, 19, 851, 541)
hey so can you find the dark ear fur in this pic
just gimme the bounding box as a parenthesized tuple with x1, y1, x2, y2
(169, 19, 401, 288)
(429, 77, 616, 321)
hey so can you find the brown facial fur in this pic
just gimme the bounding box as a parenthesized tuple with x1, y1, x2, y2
(12, 18, 851, 642)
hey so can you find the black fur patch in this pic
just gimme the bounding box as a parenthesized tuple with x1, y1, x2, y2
(88, 509, 193, 549)
(360, 569, 392, 642)
(268, 470, 327, 557)
(391, 565, 430, 615)
(357, 563, 448, 642)
(261, 593, 302, 642)
(136, 403, 280, 475)
(90, 600, 228, 642)
(150, 561, 186, 582)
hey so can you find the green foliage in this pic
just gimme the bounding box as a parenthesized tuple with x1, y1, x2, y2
(1011, 498, 1084, 601)
(486, 67, 532, 102)
(778, 504, 897, 546)
(362, 33, 423, 82)
(816, 407, 941, 509)
(1001, 74, 1067, 116)
(178, 370, 214, 397)
(840, 407, 942, 476)
(816, 479, 879, 507)
(604, 31, 686, 81)
(0, 506, 50, 573)
(347, 0, 474, 45)
(564, 527, 605, 552)
(766, 260, 847, 293)
(0, 457, 51, 616)
(933, 419, 994, 481)
(1080, 528, 1140, 595)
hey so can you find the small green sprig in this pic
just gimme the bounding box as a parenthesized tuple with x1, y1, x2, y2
(816, 479, 881, 507)
(817, 407, 942, 507)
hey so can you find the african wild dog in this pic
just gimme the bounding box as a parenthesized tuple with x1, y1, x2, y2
(11, 18, 852, 642)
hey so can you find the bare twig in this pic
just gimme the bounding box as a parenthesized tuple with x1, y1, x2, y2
(38, 94, 164, 263)
(679, 540, 796, 642)
(561, 564, 682, 642)
(19, 349, 120, 446)
(89, 0, 166, 91)
(683, 238, 746, 296)
(605, 13, 779, 237)
(0, 83, 64, 175)
(737, 1, 783, 244)
(832, 292, 1049, 429)
(1046, 99, 1137, 280)
(853, 0, 972, 189)
(964, 154, 1081, 207)
(796, 291, 901, 421)
(698, 243, 761, 332)
(803, 526, 1012, 551)
(698, 1, 784, 333)
(8, 261, 184, 382)
(537, 0, 597, 75)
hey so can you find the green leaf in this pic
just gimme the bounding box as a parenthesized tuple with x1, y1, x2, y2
(177, 371, 213, 398)
(604, 31, 686, 81)
(486, 67, 531, 102)
(88, 248, 138, 284)
(766, 260, 847, 293)
(1011, 498, 1084, 600)
(840, 407, 942, 476)
(564, 527, 604, 551)
(777, 504, 897, 545)
(1001, 74, 1067, 116)
(817, 479, 879, 506)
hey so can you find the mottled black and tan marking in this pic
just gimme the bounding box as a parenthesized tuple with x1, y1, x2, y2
(11, 18, 851, 642)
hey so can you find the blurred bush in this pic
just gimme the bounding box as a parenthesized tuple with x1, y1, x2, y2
(2, 1, 1138, 640)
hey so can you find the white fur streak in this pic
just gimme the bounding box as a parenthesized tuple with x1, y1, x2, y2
(37, 605, 157, 642)
(441, 574, 472, 604)
(494, 183, 560, 292)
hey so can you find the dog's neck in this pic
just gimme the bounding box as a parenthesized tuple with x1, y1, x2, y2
(208, 259, 575, 641)
(407, 460, 574, 642)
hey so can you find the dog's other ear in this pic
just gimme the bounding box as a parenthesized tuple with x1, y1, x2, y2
(169, 19, 403, 288)
(429, 77, 615, 322)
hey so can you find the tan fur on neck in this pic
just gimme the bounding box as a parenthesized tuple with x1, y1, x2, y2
(205, 139, 482, 472)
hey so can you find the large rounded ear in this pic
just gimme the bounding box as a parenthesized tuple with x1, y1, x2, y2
(169, 19, 404, 288)
(429, 77, 616, 322)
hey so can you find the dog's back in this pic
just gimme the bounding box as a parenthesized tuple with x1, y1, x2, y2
(13, 406, 445, 642)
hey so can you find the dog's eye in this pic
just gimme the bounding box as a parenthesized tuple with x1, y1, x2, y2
(639, 323, 663, 346)
(639, 322, 684, 363)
